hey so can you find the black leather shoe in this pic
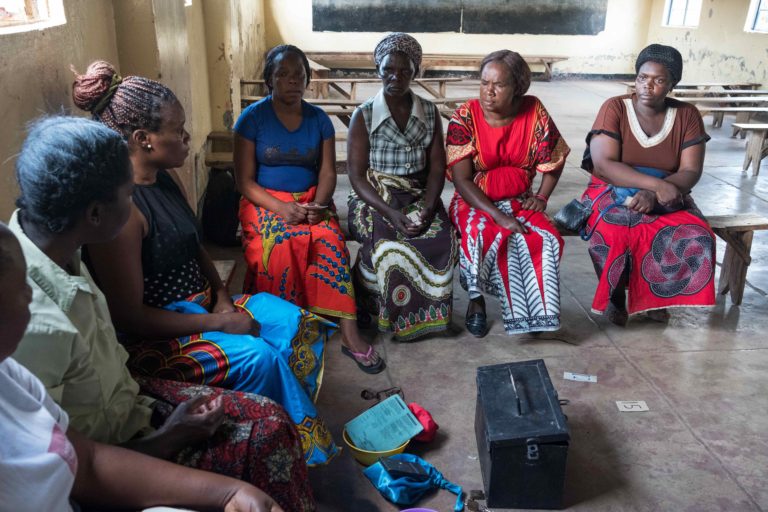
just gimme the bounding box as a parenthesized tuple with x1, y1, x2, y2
(465, 312, 488, 338)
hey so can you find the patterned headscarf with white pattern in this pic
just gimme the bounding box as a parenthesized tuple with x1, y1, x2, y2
(373, 32, 422, 75)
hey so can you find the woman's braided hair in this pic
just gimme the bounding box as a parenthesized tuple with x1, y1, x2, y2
(72, 60, 177, 139)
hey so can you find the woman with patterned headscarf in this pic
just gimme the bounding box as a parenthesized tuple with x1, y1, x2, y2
(579, 43, 715, 326)
(347, 32, 456, 342)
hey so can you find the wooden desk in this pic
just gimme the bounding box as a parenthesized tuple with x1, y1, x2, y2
(622, 81, 762, 93)
(306, 52, 567, 81)
(696, 106, 768, 135)
(678, 96, 768, 104)
(241, 77, 464, 100)
(671, 89, 768, 97)
(241, 95, 472, 113)
(732, 123, 768, 176)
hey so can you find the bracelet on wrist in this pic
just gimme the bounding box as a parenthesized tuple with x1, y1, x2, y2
(533, 193, 549, 203)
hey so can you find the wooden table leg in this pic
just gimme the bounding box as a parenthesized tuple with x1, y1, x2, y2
(717, 230, 754, 305)
(542, 61, 552, 81)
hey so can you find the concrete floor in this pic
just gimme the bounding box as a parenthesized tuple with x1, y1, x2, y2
(209, 80, 768, 511)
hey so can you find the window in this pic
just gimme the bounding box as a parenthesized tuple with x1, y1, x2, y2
(0, 0, 64, 33)
(662, 0, 703, 28)
(746, 0, 768, 32)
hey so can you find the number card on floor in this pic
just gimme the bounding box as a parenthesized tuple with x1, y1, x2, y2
(616, 400, 649, 412)
(563, 371, 597, 383)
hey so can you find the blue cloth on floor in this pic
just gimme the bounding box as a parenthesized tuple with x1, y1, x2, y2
(363, 453, 464, 511)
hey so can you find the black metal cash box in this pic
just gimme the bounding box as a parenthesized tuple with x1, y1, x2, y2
(475, 359, 570, 509)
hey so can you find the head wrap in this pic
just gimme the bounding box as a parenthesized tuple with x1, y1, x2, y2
(635, 44, 683, 86)
(373, 32, 422, 74)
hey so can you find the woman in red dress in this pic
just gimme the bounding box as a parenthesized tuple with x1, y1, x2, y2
(446, 50, 570, 337)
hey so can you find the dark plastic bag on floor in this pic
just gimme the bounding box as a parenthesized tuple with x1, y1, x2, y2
(201, 168, 241, 246)
(363, 453, 464, 511)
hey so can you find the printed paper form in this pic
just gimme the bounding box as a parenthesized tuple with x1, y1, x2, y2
(344, 395, 424, 452)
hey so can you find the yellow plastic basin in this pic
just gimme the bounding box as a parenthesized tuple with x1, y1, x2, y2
(342, 428, 410, 466)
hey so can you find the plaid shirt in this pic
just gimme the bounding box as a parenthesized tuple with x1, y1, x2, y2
(359, 90, 437, 176)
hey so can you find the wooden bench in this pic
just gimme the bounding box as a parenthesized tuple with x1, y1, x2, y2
(307, 58, 330, 98)
(732, 123, 768, 176)
(695, 106, 768, 133)
(709, 214, 768, 305)
(558, 213, 768, 306)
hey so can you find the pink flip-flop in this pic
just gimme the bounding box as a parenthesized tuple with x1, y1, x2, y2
(341, 345, 386, 374)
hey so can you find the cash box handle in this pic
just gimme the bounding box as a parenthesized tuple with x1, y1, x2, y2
(526, 439, 540, 461)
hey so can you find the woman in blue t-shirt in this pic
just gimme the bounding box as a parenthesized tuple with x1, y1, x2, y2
(234, 45, 384, 374)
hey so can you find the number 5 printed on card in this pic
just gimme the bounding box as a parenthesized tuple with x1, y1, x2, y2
(616, 400, 650, 412)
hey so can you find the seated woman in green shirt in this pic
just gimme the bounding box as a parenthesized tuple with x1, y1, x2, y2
(1, 222, 284, 512)
(10, 116, 314, 512)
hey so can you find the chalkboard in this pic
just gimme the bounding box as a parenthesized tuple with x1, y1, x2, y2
(312, 0, 607, 35)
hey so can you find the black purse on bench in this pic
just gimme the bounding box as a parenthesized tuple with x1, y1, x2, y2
(553, 187, 613, 240)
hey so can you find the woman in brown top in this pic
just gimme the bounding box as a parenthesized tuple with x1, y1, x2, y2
(581, 44, 715, 326)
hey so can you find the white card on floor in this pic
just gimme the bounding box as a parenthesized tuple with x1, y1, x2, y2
(616, 400, 649, 412)
(563, 371, 597, 383)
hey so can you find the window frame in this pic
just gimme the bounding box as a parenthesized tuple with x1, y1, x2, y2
(662, 0, 703, 28)
(745, 0, 768, 33)
(0, 0, 65, 35)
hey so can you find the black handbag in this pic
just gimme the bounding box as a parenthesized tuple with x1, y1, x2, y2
(552, 199, 594, 234)
(553, 187, 613, 240)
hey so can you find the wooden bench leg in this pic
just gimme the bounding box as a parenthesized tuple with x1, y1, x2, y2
(717, 230, 754, 305)
(713, 112, 724, 128)
(732, 112, 751, 138)
(744, 130, 767, 176)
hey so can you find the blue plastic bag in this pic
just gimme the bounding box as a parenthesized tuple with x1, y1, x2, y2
(363, 454, 464, 511)
(611, 166, 668, 204)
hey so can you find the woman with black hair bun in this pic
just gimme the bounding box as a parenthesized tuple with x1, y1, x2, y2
(69, 59, 338, 470)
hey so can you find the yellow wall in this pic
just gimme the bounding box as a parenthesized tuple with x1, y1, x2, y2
(114, 0, 213, 204)
(203, 0, 266, 132)
(646, 0, 767, 86)
(113, 0, 160, 79)
(265, 0, 653, 75)
(0, 0, 119, 222)
(185, 1, 214, 200)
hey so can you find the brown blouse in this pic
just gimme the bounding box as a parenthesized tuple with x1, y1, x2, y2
(581, 94, 710, 173)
